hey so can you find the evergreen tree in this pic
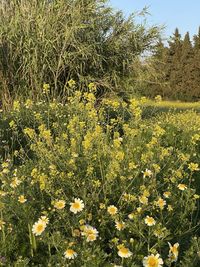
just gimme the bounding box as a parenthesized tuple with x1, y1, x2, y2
(178, 32, 194, 100)
(191, 27, 200, 99)
(148, 38, 169, 97)
(166, 28, 183, 99)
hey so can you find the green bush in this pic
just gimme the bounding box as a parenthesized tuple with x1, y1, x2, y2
(0, 0, 159, 105)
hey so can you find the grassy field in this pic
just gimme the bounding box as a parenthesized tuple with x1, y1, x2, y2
(142, 99, 200, 118)
(0, 93, 200, 266)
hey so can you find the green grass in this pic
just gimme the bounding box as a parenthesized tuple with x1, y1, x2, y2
(142, 99, 200, 118)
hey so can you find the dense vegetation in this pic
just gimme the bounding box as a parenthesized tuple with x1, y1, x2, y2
(140, 28, 200, 101)
(0, 92, 200, 266)
(0, 0, 200, 266)
(0, 0, 159, 107)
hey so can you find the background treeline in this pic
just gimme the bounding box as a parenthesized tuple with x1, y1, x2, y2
(139, 28, 200, 101)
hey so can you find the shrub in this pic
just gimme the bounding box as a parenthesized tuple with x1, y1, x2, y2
(0, 0, 159, 105)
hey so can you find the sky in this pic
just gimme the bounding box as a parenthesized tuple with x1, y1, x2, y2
(109, 0, 200, 40)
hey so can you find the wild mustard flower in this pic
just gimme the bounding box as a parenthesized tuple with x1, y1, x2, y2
(10, 178, 21, 188)
(188, 163, 199, 171)
(13, 100, 20, 111)
(167, 205, 173, 211)
(68, 79, 76, 88)
(139, 195, 148, 205)
(88, 82, 97, 92)
(18, 195, 27, 203)
(142, 169, 153, 178)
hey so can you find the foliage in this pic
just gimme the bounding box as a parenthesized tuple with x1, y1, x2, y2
(0, 87, 200, 265)
(0, 0, 159, 106)
(138, 27, 200, 101)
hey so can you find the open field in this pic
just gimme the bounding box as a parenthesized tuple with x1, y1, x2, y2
(142, 99, 200, 118)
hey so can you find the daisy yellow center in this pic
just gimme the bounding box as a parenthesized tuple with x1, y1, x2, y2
(86, 229, 94, 235)
(36, 224, 44, 232)
(147, 218, 154, 224)
(119, 247, 129, 255)
(147, 256, 158, 267)
(57, 202, 64, 208)
(72, 202, 81, 209)
(108, 207, 117, 214)
(66, 249, 75, 256)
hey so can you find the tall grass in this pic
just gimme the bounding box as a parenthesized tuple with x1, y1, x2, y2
(0, 0, 159, 106)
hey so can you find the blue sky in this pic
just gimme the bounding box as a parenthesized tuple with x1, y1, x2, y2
(109, 0, 200, 40)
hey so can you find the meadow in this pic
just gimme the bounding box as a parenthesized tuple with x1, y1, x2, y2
(1, 0, 200, 266)
(0, 86, 200, 266)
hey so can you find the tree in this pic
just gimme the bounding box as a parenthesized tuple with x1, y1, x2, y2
(166, 28, 183, 99)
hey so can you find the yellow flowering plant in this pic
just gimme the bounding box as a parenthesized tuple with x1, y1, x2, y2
(0, 89, 200, 265)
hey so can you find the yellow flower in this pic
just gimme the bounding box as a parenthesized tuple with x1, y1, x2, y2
(144, 216, 156, 226)
(70, 198, 84, 214)
(39, 216, 49, 225)
(168, 242, 179, 262)
(88, 82, 97, 92)
(79, 219, 85, 225)
(142, 169, 153, 178)
(54, 200, 66, 210)
(18, 195, 27, 204)
(43, 83, 50, 93)
(115, 221, 125, 231)
(68, 79, 76, 88)
(163, 191, 171, 198)
(64, 249, 77, 259)
(188, 163, 199, 171)
(139, 195, 148, 205)
(10, 177, 21, 188)
(167, 205, 173, 211)
(143, 254, 163, 267)
(177, 184, 187, 191)
(100, 203, 106, 209)
(155, 198, 166, 210)
(13, 100, 20, 111)
(82, 225, 98, 242)
(107, 205, 118, 215)
(117, 245, 132, 258)
(32, 220, 47, 236)
(137, 207, 142, 213)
